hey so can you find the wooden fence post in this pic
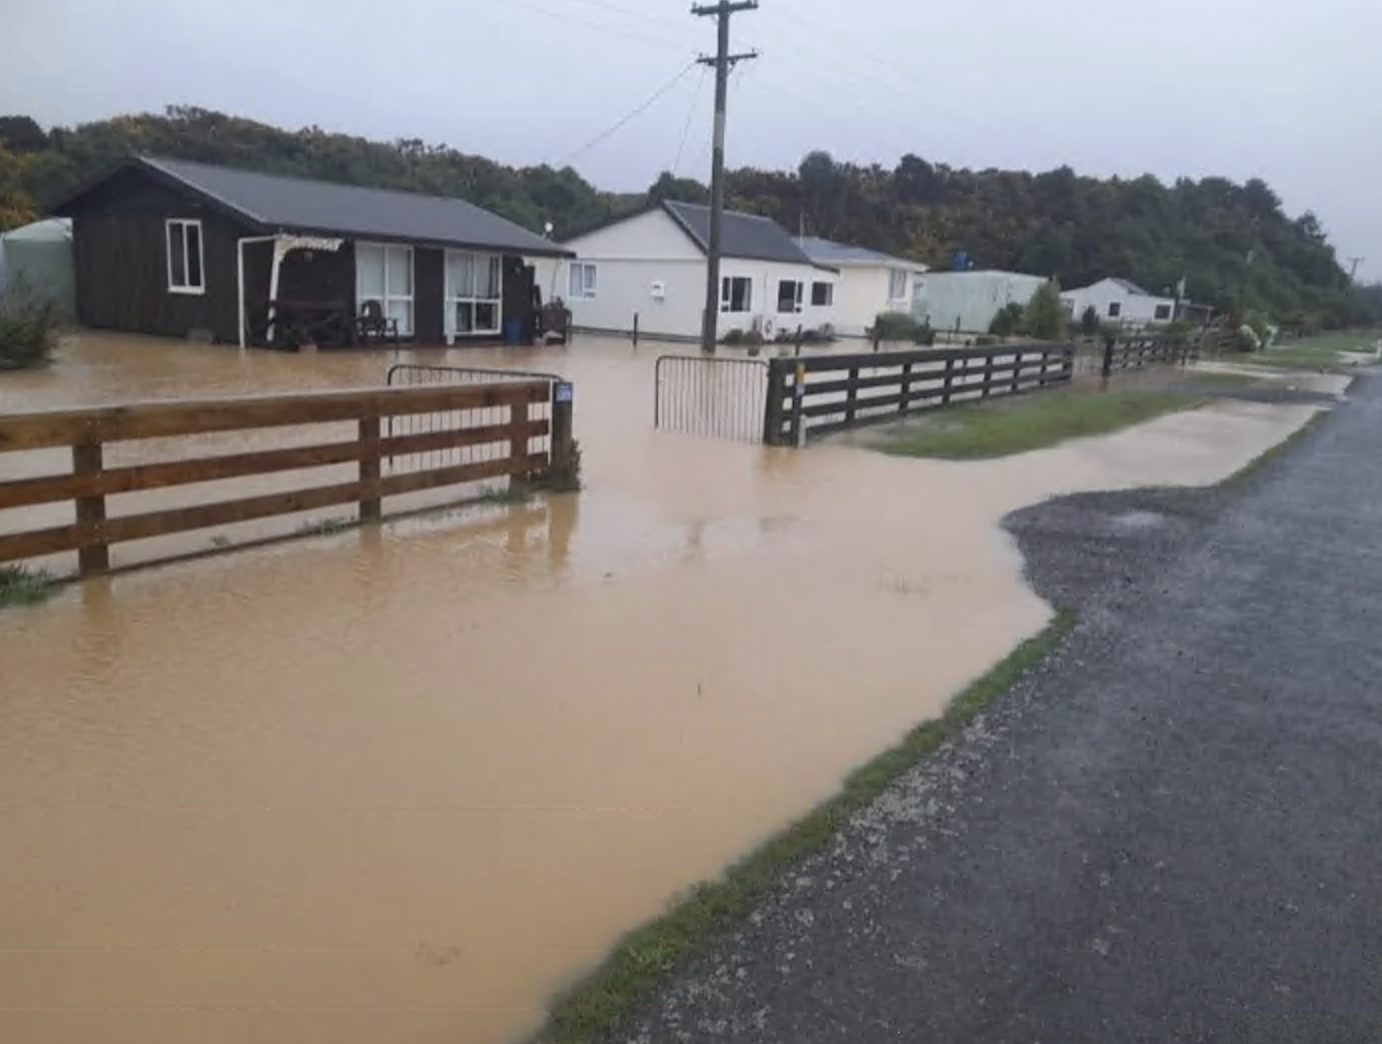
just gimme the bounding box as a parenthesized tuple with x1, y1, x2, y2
(791, 361, 807, 447)
(942, 357, 955, 405)
(845, 367, 859, 425)
(509, 399, 529, 485)
(72, 435, 108, 576)
(632, 313, 640, 347)
(762, 359, 788, 446)
(1101, 335, 1116, 379)
(899, 362, 913, 413)
(358, 414, 382, 522)
(550, 381, 576, 487)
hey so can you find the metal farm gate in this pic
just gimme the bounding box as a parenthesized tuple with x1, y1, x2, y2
(653, 355, 769, 443)
(385, 363, 562, 476)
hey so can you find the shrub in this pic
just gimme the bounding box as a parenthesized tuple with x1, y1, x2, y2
(1024, 281, 1068, 340)
(721, 328, 745, 345)
(911, 318, 936, 347)
(873, 311, 922, 341)
(1079, 305, 1101, 336)
(741, 329, 765, 347)
(0, 284, 61, 371)
(1237, 325, 1262, 353)
(989, 302, 1025, 338)
(974, 334, 998, 347)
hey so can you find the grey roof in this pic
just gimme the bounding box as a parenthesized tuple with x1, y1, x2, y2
(1109, 277, 1152, 295)
(795, 235, 926, 270)
(661, 201, 821, 267)
(57, 156, 572, 257)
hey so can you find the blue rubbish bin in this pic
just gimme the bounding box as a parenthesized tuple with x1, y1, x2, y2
(504, 318, 524, 344)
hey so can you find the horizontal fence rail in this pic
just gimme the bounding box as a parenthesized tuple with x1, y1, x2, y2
(1100, 334, 1198, 376)
(764, 343, 1074, 445)
(655, 355, 769, 443)
(0, 380, 567, 577)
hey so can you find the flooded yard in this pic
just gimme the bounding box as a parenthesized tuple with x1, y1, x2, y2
(0, 332, 1323, 1044)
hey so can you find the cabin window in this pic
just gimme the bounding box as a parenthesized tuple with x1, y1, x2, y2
(811, 281, 834, 307)
(888, 269, 909, 301)
(1154, 303, 1172, 321)
(166, 219, 205, 294)
(777, 280, 804, 314)
(720, 276, 752, 313)
(357, 243, 414, 336)
(446, 251, 503, 336)
(1107, 301, 1123, 318)
(569, 262, 598, 299)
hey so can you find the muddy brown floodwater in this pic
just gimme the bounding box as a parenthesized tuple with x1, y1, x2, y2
(0, 333, 1327, 1044)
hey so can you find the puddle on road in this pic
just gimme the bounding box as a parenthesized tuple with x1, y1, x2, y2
(0, 333, 1323, 1044)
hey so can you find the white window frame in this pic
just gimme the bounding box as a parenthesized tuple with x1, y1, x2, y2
(720, 275, 752, 314)
(166, 218, 205, 295)
(568, 262, 598, 300)
(1108, 301, 1123, 318)
(887, 268, 909, 302)
(445, 250, 504, 337)
(1153, 303, 1172, 321)
(356, 243, 414, 337)
(811, 281, 834, 307)
(776, 279, 805, 315)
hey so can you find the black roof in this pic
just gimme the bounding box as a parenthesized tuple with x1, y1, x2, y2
(661, 201, 827, 268)
(54, 156, 573, 258)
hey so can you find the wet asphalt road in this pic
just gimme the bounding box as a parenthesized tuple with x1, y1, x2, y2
(609, 376, 1382, 1043)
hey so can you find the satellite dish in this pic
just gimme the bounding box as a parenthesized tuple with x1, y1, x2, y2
(544, 222, 555, 237)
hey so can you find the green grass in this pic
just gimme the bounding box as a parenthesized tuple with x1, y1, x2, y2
(539, 611, 1074, 1044)
(873, 386, 1224, 461)
(1250, 330, 1377, 371)
(0, 565, 57, 608)
(295, 516, 353, 537)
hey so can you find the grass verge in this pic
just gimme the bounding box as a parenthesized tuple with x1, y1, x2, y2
(539, 610, 1074, 1044)
(1224, 407, 1330, 487)
(872, 386, 1222, 461)
(0, 565, 57, 608)
(1250, 330, 1377, 372)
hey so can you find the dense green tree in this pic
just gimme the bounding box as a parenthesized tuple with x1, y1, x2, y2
(1, 106, 1357, 325)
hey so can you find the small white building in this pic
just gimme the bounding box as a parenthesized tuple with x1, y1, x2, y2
(1062, 278, 1176, 326)
(912, 270, 1050, 334)
(793, 236, 928, 338)
(541, 201, 837, 342)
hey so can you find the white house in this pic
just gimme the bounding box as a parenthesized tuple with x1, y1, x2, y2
(911, 270, 1050, 334)
(794, 236, 929, 338)
(541, 200, 837, 342)
(1062, 278, 1177, 326)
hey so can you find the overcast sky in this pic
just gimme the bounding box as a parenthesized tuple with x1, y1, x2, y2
(6, 0, 1381, 278)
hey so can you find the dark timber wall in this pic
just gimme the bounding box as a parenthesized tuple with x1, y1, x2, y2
(67, 167, 251, 344)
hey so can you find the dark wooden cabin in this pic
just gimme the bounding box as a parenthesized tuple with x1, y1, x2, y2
(50, 156, 574, 348)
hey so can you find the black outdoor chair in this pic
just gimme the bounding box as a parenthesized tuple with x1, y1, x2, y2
(355, 299, 400, 345)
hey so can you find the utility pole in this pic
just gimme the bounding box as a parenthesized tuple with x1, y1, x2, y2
(1348, 256, 1365, 282)
(693, 0, 757, 354)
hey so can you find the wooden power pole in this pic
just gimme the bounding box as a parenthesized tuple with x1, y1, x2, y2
(693, 0, 757, 354)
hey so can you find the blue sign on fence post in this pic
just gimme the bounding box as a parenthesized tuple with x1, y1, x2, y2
(554, 382, 574, 404)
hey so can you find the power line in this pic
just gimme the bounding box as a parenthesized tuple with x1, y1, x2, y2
(477, 0, 692, 53)
(561, 0, 688, 31)
(558, 61, 701, 167)
(673, 66, 710, 175)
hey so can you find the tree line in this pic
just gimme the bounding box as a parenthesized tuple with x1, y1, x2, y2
(0, 107, 1374, 328)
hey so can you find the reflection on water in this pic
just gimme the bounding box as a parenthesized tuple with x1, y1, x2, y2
(0, 332, 1320, 1044)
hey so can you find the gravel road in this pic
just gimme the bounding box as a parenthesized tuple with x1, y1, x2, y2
(605, 373, 1382, 1043)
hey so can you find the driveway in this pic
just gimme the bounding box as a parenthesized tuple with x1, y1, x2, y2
(607, 373, 1382, 1043)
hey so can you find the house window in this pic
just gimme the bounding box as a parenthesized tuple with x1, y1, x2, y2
(166, 219, 205, 294)
(1154, 303, 1172, 321)
(777, 279, 804, 314)
(446, 251, 503, 336)
(1107, 301, 1122, 318)
(888, 269, 909, 301)
(720, 276, 752, 313)
(569, 262, 598, 300)
(357, 243, 414, 336)
(811, 281, 834, 307)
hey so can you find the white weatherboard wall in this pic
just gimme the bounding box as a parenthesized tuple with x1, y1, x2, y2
(913, 271, 1049, 333)
(552, 209, 836, 341)
(833, 266, 923, 338)
(1062, 279, 1176, 325)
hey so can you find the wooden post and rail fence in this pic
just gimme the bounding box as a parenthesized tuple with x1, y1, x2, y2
(761, 342, 1076, 446)
(0, 378, 576, 578)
